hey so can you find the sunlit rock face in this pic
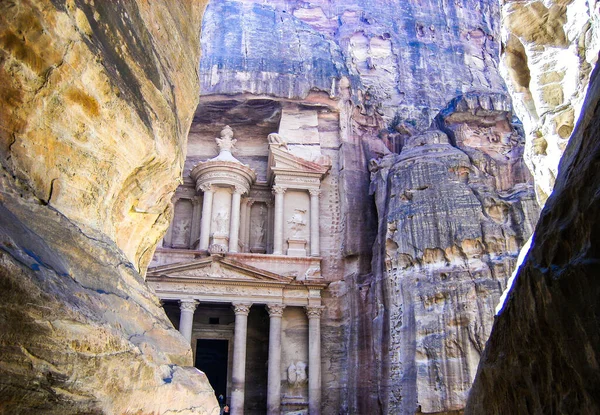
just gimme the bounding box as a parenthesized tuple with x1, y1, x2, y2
(369, 93, 538, 414)
(500, 0, 599, 204)
(466, 59, 600, 415)
(0, 0, 217, 413)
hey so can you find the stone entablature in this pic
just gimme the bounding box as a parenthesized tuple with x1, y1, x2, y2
(147, 255, 326, 307)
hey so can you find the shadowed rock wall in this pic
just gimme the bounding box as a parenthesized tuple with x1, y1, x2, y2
(0, 0, 218, 413)
(466, 54, 600, 415)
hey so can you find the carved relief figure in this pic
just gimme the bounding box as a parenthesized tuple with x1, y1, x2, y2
(213, 211, 229, 234)
(287, 361, 308, 388)
(216, 125, 237, 153)
(287, 209, 306, 237)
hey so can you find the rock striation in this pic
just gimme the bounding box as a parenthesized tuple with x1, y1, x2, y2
(200, 0, 507, 129)
(500, 0, 599, 204)
(466, 53, 600, 415)
(0, 1, 217, 413)
(367, 93, 538, 414)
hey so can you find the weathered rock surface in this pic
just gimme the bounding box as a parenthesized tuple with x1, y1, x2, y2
(0, 0, 205, 271)
(367, 93, 539, 414)
(0, 0, 217, 413)
(197, 2, 537, 414)
(466, 53, 600, 415)
(500, 0, 599, 204)
(200, 0, 507, 129)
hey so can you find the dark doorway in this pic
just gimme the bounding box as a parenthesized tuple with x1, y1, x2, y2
(195, 339, 228, 399)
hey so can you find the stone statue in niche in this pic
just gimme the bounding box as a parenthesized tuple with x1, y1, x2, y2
(216, 125, 237, 153)
(251, 204, 266, 246)
(213, 211, 229, 234)
(287, 209, 306, 237)
(287, 361, 308, 388)
(172, 218, 191, 247)
(268, 132, 288, 150)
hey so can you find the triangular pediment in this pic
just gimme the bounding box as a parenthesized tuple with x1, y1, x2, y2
(268, 145, 330, 181)
(147, 256, 294, 284)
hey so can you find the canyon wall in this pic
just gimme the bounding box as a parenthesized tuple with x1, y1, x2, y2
(466, 54, 600, 415)
(500, 0, 599, 204)
(368, 94, 538, 414)
(465, 1, 600, 413)
(0, 1, 218, 413)
(199, 1, 536, 414)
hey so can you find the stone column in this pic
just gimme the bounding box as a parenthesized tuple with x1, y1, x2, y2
(190, 196, 202, 249)
(266, 304, 285, 415)
(178, 299, 198, 344)
(272, 186, 286, 255)
(231, 303, 252, 415)
(305, 306, 324, 415)
(309, 189, 321, 257)
(199, 184, 214, 250)
(229, 186, 244, 253)
(245, 199, 255, 253)
(239, 197, 248, 252)
(266, 200, 274, 254)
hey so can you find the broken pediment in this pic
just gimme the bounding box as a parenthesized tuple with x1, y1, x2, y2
(147, 256, 294, 284)
(267, 142, 330, 185)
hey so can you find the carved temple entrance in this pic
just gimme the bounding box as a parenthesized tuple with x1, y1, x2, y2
(149, 124, 331, 414)
(149, 254, 326, 415)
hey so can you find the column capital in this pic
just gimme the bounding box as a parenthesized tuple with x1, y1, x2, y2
(233, 184, 246, 195)
(266, 303, 286, 317)
(305, 305, 324, 319)
(308, 188, 322, 197)
(232, 303, 252, 316)
(179, 299, 199, 312)
(272, 185, 287, 195)
(199, 183, 213, 193)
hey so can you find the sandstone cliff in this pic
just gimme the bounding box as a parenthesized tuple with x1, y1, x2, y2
(500, 0, 599, 204)
(466, 52, 600, 415)
(0, 1, 217, 413)
(197, 2, 537, 414)
(368, 93, 538, 414)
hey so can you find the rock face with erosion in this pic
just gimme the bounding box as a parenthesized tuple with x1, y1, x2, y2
(500, 0, 599, 204)
(368, 93, 539, 414)
(466, 55, 600, 415)
(196, 1, 540, 414)
(0, 1, 218, 413)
